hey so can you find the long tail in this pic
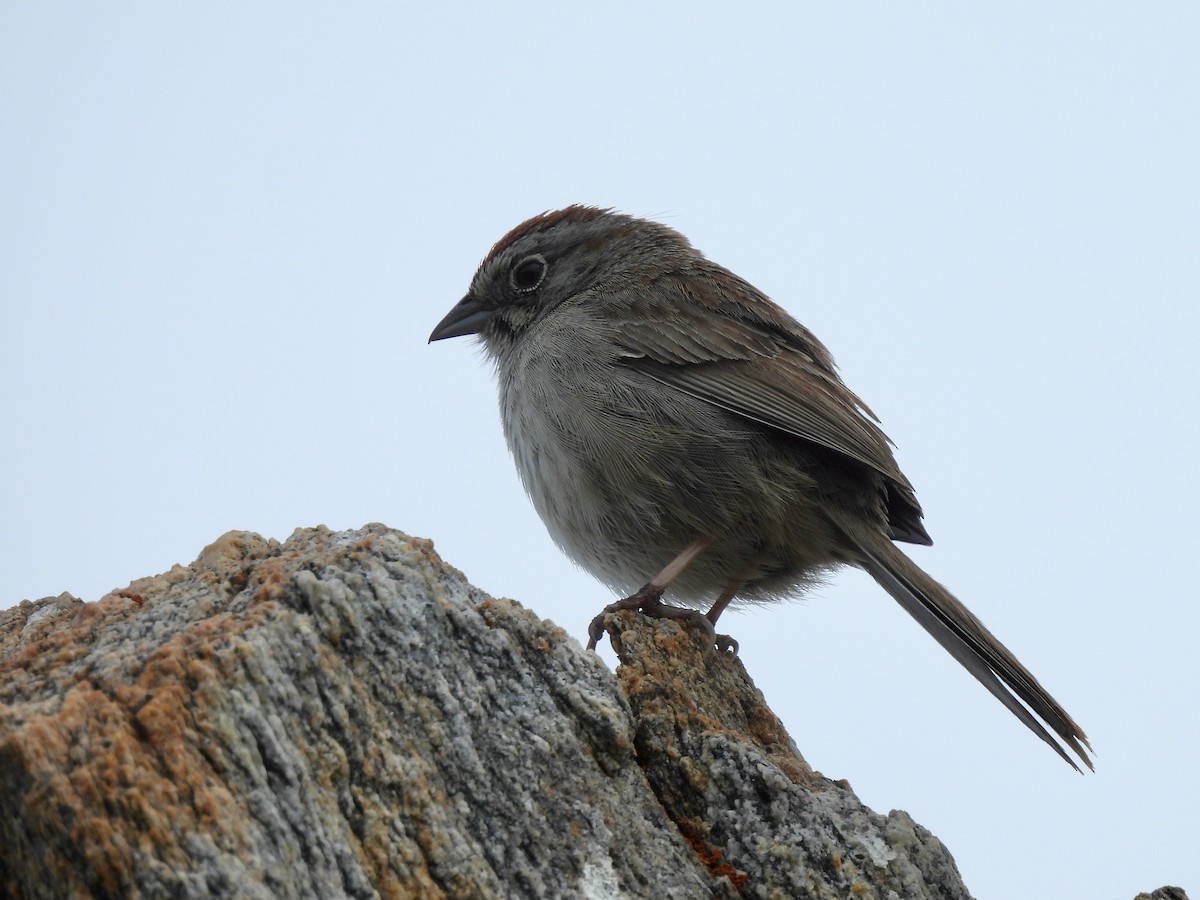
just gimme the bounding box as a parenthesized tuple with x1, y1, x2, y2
(843, 523, 1093, 771)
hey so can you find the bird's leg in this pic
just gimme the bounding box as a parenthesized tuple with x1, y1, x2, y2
(705, 581, 743, 655)
(587, 539, 718, 650)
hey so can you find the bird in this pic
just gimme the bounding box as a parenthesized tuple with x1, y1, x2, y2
(429, 205, 1092, 771)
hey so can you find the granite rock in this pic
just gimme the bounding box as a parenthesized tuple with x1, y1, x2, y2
(1, 524, 981, 898)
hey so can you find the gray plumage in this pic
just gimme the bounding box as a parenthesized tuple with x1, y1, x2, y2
(430, 205, 1092, 771)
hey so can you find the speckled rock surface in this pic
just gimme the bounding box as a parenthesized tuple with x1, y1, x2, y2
(603, 611, 971, 900)
(1, 523, 978, 899)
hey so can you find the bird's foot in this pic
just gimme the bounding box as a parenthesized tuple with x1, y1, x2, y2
(711, 631, 739, 655)
(586, 584, 738, 654)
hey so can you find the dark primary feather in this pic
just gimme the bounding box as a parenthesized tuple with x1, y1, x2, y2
(611, 260, 931, 545)
(605, 247, 1091, 770)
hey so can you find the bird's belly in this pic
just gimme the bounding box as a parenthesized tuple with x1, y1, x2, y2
(500, 369, 841, 605)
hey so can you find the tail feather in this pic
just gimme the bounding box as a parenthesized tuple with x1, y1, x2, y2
(846, 527, 1093, 771)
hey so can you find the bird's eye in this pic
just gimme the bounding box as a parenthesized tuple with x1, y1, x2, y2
(510, 255, 547, 292)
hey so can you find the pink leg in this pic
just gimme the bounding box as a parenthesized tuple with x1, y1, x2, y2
(704, 581, 743, 654)
(587, 539, 740, 654)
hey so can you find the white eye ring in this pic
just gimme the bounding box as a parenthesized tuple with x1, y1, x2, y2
(510, 255, 547, 293)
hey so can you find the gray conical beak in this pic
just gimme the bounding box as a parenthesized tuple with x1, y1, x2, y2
(429, 295, 494, 342)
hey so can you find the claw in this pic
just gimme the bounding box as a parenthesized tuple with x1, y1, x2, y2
(585, 584, 666, 651)
(714, 633, 739, 655)
(585, 616, 607, 652)
(585, 582, 737, 653)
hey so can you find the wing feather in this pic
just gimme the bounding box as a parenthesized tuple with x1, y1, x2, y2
(606, 263, 931, 544)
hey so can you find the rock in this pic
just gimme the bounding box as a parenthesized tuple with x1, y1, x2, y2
(1, 524, 976, 897)
(607, 612, 969, 899)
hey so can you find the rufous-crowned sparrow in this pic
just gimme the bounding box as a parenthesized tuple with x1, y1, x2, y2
(430, 205, 1091, 771)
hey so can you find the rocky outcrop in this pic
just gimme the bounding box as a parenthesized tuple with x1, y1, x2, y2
(0, 524, 1171, 898)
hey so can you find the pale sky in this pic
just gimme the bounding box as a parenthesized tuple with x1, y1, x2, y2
(3, 5, 1197, 898)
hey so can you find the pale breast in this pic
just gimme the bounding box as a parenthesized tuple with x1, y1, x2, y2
(492, 301, 841, 604)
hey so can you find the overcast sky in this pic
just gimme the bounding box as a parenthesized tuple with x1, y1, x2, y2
(3, 5, 1197, 897)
